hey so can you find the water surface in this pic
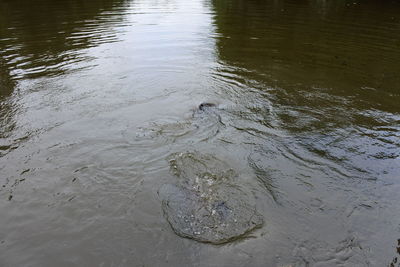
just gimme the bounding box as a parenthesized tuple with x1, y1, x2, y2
(1, 0, 400, 266)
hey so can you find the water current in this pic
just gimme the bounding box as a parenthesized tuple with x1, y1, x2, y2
(1, 0, 400, 266)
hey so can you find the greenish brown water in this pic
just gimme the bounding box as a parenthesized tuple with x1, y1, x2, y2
(0, 0, 399, 266)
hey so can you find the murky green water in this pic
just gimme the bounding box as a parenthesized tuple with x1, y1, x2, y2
(1, 0, 399, 266)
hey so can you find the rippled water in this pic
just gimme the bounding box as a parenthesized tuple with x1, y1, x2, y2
(1, 0, 399, 266)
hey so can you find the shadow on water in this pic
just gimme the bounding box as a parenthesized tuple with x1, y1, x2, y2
(212, 0, 400, 101)
(0, 0, 131, 155)
(0, 59, 15, 99)
(0, 0, 130, 80)
(208, 0, 400, 265)
(210, 0, 400, 179)
(0, 58, 17, 149)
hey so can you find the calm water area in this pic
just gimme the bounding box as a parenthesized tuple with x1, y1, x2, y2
(1, 0, 400, 266)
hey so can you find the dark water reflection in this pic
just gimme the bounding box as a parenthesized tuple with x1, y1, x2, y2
(0, 0, 400, 266)
(211, 0, 400, 177)
(213, 0, 400, 96)
(0, 0, 130, 80)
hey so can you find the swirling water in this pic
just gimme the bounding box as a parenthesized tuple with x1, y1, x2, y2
(0, 0, 399, 266)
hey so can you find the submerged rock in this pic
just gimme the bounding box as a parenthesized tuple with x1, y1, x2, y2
(159, 152, 263, 244)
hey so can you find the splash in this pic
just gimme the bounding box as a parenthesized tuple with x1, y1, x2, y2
(159, 152, 263, 244)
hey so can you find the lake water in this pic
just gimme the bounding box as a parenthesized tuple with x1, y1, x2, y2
(1, 0, 399, 266)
